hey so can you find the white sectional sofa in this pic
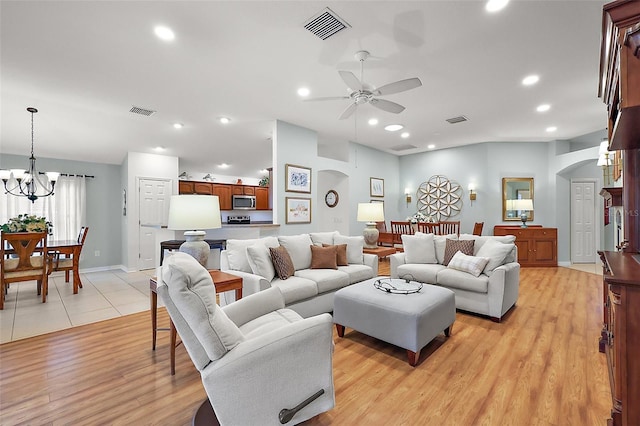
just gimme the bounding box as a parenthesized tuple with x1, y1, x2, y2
(390, 233, 520, 322)
(220, 231, 378, 318)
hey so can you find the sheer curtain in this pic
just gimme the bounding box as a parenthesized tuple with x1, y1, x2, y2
(0, 175, 86, 240)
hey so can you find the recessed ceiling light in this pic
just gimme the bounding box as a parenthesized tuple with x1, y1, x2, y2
(219, 117, 231, 124)
(536, 104, 551, 112)
(154, 26, 175, 41)
(522, 75, 539, 86)
(297, 87, 310, 97)
(368, 118, 378, 126)
(173, 123, 183, 129)
(486, 0, 509, 12)
(401, 132, 410, 138)
(384, 124, 404, 132)
(218, 163, 230, 168)
(154, 146, 166, 152)
(546, 126, 557, 132)
(259, 169, 268, 174)
(427, 144, 435, 149)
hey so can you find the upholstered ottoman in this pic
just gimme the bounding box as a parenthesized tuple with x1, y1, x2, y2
(333, 277, 455, 366)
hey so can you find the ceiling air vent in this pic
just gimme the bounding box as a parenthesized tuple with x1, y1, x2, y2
(304, 7, 351, 40)
(446, 115, 468, 124)
(129, 106, 156, 116)
(390, 144, 417, 152)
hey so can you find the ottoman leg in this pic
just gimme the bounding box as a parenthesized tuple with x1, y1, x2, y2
(407, 349, 420, 367)
(445, 323, 453, 337)
(335, 324, 345, 337)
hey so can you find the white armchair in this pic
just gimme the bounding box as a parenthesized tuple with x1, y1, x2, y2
(158, 252, 335, 425)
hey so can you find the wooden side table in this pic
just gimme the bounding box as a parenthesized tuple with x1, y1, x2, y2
(363, 246, 396, 259)
(149, 269, 243, 375)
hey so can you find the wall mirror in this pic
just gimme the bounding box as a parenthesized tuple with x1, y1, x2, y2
(502, 177, 534, 222)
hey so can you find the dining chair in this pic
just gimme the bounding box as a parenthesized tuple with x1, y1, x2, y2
(439, 221, 461, 236)
(473, 222, 484, 236)
(0, 231, 51, 310)
(53, 226, 89, 288)
(390, 221, 414, 248)
(417, 222, 440, 235)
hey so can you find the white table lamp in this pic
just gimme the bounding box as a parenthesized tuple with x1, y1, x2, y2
(357, 202, 385, 249)
(511, 198, 534, 228)
(167, 195, 222, 266)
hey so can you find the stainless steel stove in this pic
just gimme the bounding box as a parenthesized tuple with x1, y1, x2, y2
(227, 215, 251, 224)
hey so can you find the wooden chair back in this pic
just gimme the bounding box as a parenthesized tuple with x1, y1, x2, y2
(417, 222, 440, 234)
(0, 232, 49, 309)
(439, 221, 461, 236)
(390, 221, 414, 245)
(472, 222, 484, 236)
(53, 227, 89, 282)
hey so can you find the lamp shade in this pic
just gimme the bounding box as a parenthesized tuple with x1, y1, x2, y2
(511, 199, 533, 211)
(357, 202, 384, 222)
(167, 195, 222, 230)
(599, 140, 610, 155)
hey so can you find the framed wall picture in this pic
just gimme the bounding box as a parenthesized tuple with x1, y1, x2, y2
(285, 197, 311, 224)
(370, 177, 384, 197)
(285, 164, 311, 193)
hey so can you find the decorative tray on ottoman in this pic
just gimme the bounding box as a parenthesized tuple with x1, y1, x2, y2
(373, 277, 423, 294)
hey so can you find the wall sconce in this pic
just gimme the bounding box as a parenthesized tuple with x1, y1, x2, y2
(468, 184, 477, 202)
(405, 188, 412, 205)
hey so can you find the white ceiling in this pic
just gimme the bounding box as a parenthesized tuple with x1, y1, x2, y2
(1, 1, 607, 179)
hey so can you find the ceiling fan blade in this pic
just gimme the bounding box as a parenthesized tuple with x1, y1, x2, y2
(369, 98, 405, 114)
(338, 70, 362, 91)
(303, 96, 350, 102)
(375, 78, 422, 96)
(339, 103, 357, 120)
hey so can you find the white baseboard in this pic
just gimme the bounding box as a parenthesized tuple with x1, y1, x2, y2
(558, 261, 571, 267)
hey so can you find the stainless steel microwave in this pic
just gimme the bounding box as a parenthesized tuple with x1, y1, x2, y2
(232, 194, 256, 210)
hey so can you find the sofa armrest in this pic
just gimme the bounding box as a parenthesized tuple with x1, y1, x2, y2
(487, 262, 520, 319)
(363, 253, 378, 273)
(389, 253, 407, 278)
(202, 313, 335, 425)
(219, 269, 271, 297)
(222, 286, 285, 327)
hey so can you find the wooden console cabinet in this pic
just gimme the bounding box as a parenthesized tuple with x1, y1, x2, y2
(493, 226, 557, 267)
(598, 251, 640, 426)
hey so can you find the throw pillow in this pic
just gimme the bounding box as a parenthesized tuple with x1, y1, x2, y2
(278, 234, 313, 270)
(226, 237, 279, 272)
(334, 235, 364, 264)
(269, 246, 295, 280)
(475, 238, 516, 275)
(443, 239, 475, 266)
(310, 245, 338, 269)
(401, 233, 437, 264)
(322, 243, 348, 266)
(246, 243, 276, 281)
(310, 231, 338, 246)
(447, 251, 490, 277)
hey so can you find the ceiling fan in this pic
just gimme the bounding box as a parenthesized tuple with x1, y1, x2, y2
(305, 50, 422, 120)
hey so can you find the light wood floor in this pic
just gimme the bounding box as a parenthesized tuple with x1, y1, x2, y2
(0, 262, 611, 425)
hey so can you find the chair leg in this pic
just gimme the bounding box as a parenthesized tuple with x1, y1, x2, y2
(37, 280, 42, 295)
(42, 276, 48, 303)
(65, 270, 70, 282)
(0, 282, 4, 310)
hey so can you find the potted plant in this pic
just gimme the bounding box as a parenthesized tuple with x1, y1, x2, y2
(259, 175, 269, 187)
(1, 214, 52, 233)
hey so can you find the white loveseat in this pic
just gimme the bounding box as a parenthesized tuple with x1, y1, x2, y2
(220, 232, 378, 318)
(390, 233, 520, 322)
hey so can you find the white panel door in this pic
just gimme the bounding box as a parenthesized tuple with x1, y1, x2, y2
(138, 178, 171, 270)
(571, 180, 596, 263)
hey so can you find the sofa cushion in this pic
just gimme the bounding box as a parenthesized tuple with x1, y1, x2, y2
(338, 264, 375, 284)
(278, 234, 313, 270)
(323, 243, 348, 266)
(239, 308, 302, 340)
(334, 235, 364, 264)
(447, 251, 490, 277)
(459, 234, 516, 254)
(246, 243, 276, 281)
(269, 246, 295, 280)
(402, 233, 437, 264)
(271, 276, 318, 304)
(436, 268, 489, 293)
(443, 239, 475, 266)
(475, 238, 516, 275)
(310, 231, 338, 246)
(432, 233, 457, 264)
(310, 245, 338, 269)
(396, 263, 445, 284)
(162, 252, 244, 361)
(295, 268, 349, 294)
(226, 237, 279, 272)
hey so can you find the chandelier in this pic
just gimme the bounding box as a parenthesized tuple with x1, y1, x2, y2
(0, 107, 59, 203)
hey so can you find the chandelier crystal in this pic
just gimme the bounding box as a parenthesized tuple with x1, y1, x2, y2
(0, 107, 59, 203)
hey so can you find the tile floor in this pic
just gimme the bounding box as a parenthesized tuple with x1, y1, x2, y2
(0, 262, 603, 344)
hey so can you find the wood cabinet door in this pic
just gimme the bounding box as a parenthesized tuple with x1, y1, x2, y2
(255, 187, 269, 210)
(514, 239, 532, 265)
(212, 184, 232, 210)
(232, 185, 244, 195)
(178, 181, 194, 194)
(194, 182, 213, 195)
(243, 186, 255, 195)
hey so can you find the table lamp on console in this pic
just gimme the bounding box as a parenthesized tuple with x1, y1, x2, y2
(167, 194, 221, 267)
(357, 202, 385, 249)
(511, 198, 534, 228)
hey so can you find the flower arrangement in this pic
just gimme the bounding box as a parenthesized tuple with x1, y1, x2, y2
(406, 211, 434, 223)
(258, 175, 270, 187)
(1, 214, 51, 233)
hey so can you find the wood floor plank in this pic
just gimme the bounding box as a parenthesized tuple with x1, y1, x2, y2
(0, 265, 610, 425)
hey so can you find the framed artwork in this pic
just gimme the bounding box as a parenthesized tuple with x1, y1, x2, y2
(285, 197, 311, 224)
(285, 164, 311, 193)
(370, 177, 384, 197)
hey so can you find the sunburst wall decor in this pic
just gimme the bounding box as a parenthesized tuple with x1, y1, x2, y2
(417, 175, 463, 221)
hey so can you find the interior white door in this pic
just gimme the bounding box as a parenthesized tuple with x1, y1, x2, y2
(571, 180, 596, 263)
(138, 178, 171, 270)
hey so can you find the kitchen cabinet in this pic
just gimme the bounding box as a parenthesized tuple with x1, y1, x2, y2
(255, 187, 269, 210)
(232, 185, 255, 195)
(493, 226, 557, 267)
(194, 182, 213, 195)
(212, 184, 232, 210)
(178, 181, 194, 194)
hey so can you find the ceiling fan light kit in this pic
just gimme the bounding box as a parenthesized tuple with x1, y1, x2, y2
(305, 50, 423, 120)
